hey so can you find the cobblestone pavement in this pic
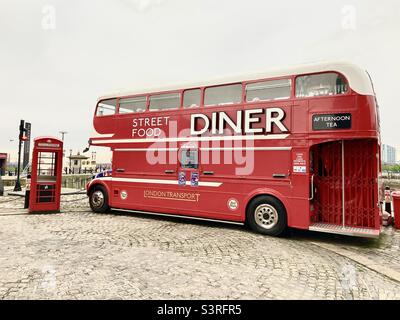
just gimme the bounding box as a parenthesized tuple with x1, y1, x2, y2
(0, 193, 400, 300)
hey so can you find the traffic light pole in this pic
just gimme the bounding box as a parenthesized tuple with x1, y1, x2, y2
(14, 120, 25, 192)
(14, 135, 23, 191)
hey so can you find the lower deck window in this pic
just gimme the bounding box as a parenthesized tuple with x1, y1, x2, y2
(180, 149, 198, 169)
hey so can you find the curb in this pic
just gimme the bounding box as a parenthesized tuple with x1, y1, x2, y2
(310, 241, 400, 284)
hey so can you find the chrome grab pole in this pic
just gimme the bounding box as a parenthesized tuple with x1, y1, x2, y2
(342, 140, 345, 228)
(308, 174, 315, 201)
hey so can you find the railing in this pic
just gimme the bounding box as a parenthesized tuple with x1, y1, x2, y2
(381, 172, 400, 180)
(0, 174, 92, 190)
(61, 174, 92, 190)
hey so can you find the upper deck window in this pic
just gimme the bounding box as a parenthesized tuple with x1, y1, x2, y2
(296, 73, 348, 98)
(96, 99, 117, 116)
(119, 96, 146, 114)
(149, 93, 180, 111)
(204, 84, 242, 107)
(183, 89, 201, 109)
(246, 79, 291, 102)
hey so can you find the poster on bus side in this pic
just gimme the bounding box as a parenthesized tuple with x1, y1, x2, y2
(178, 172, 186, 186)
(191, 172, 199, 187)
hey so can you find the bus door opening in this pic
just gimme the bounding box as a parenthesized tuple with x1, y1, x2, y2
(310, 140, 378, 229)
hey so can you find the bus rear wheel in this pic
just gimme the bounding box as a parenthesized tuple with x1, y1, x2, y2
(246, 195, 287, 236)
(89, 185, 110, 213)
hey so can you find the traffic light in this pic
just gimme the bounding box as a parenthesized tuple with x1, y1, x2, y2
(19, 120, 27, 141)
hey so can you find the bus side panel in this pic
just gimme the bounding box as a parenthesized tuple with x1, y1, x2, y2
(110, 149, 306, 224)
(110, 150, 244, 221)
(111, 149, 181, 214)
(286, 147, 312, 230)
(284, 197, 310, 229)
(235, 148, 310, 228)
(110, 182, 246, 222)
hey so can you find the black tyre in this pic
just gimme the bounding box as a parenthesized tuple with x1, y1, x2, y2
(89, 185, 110, 213)
(246, 195, 287, 236)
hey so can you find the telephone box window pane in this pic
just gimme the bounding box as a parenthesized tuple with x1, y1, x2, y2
(149, 93, 180, 111)
(36, 184, 55, 203)
(37, 152, 57, 182)
(119, 96, 147, 114)
(246, 79, 291, 102)
(181, 149, 199, 169)
(296, 73, 348, 98)
(96, 99, 117, 116)
(183, 89, 201, 109)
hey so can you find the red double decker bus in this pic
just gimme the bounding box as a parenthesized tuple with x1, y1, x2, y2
(87, 62, 382, 237)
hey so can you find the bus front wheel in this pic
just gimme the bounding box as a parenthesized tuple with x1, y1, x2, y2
(246, 195, 287, 236)
(89, 185, 110, 213)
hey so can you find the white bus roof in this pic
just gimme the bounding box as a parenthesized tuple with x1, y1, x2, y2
(98, 61, 374, 101)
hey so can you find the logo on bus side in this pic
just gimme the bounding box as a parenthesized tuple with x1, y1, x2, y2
(227, 198, 239, 211)
(121, 191, 128, 200)
(190, 108, 289, 135)
(144, 190, 200, 202)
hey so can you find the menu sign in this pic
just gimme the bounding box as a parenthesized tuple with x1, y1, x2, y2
(312, 113, 352, 130)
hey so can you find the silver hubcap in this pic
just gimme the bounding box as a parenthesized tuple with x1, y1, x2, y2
(91, 190, 104, 209)
(255, 204, 278, 230)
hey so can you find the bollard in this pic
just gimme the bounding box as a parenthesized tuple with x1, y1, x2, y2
(384, 186, 392, 214)
(382, 186, 393, 226)
(0, 174, 4, 196)
(392, 191, 400, 230)
(24, 174, 31, 209)
(24, 190, 30, 209)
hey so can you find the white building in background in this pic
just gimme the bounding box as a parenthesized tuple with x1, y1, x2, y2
(382, 144, 396, 164)
(67, 151, 97, 174)
(82, 152, 97, 172)
(396, 147, 400, 164)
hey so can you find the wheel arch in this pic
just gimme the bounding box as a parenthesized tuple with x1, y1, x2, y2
(87, 179, 111, 198)
(244, 189, 289, 223)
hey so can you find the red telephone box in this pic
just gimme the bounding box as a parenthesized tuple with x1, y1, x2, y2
(29, 137, 63, 213)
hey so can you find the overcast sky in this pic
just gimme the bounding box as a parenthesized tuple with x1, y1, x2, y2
(1, 0, 399, 162)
